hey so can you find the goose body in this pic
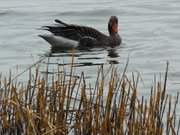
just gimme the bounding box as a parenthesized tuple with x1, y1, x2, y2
(39, 16, 121, 49)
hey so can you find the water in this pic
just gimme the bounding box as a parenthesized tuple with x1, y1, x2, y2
(0, 0, 180, 95)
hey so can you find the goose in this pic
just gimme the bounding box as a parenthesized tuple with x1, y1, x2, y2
(39, 16, 121, 49)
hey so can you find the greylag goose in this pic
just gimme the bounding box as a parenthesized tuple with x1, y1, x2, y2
(39, 16, 121, 49)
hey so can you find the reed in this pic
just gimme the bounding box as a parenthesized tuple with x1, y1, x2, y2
(0, 60, 179, 135)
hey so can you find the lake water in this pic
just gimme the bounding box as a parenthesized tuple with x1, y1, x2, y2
(0, 0, 180, 96)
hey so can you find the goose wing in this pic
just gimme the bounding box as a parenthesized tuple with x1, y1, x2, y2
(43, 19, 108, 41)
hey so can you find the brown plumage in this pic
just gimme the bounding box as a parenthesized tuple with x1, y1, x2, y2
(40, 16, 121, 48)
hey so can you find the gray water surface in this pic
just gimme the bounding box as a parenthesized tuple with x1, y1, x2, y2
(0, 0, 180, 95)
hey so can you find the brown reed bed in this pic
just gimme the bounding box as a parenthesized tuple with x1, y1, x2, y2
(0, 59, 179, 135)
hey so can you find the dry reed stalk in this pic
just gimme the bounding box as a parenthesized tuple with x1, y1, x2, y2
(0, 59, 179, 135)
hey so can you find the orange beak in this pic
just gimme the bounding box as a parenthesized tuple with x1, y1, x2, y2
(112, 23, 118, 33)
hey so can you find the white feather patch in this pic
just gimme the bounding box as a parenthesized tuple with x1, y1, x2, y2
(39, 34, 78, 48)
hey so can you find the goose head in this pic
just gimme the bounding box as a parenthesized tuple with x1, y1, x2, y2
(108, 16, 119, 35)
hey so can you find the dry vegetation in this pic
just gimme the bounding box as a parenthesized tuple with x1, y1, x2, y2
(0, 58, 179, 135)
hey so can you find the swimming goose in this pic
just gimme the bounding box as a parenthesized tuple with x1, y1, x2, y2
(39, 16, 121, 49)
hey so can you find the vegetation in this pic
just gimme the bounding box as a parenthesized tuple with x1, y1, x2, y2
(0, 58, 179, 135)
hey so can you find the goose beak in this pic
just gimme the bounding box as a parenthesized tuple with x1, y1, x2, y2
(112, 23, 118, 33)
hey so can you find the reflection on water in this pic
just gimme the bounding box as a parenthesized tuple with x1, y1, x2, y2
(48, 46, 120, 68)
(107, 48, 119, 58)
